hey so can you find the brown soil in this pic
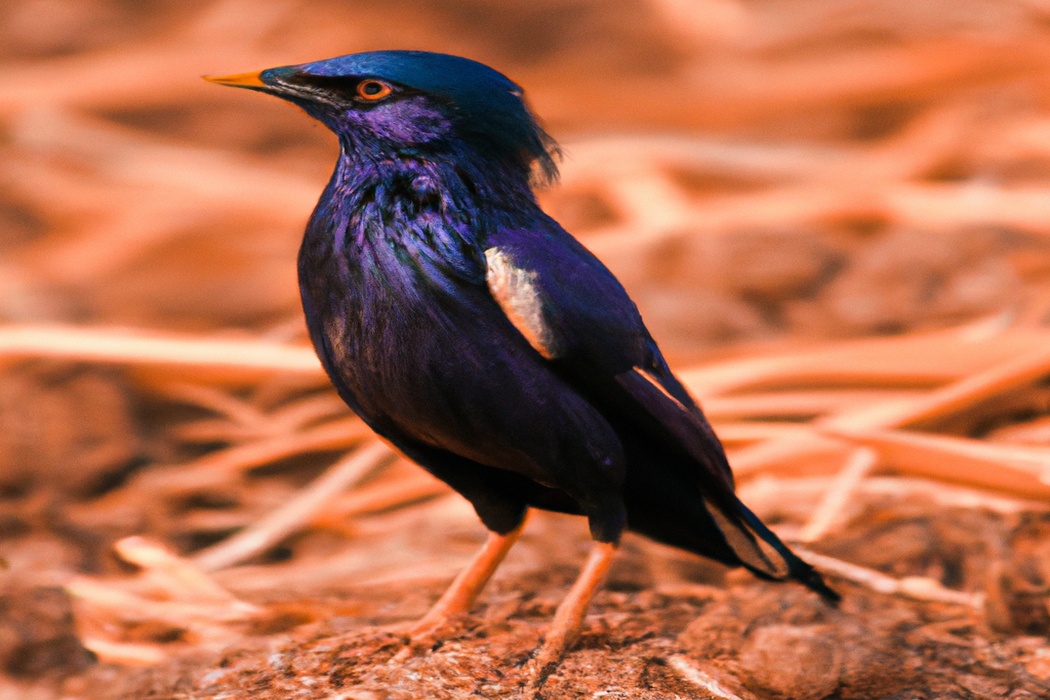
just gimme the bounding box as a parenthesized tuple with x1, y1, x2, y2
(24, 500, 1050, 699)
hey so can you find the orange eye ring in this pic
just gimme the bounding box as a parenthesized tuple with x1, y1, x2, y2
(356, 79, 392, 101)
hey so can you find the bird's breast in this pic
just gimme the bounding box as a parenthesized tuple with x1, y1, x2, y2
(300, 226, 466, 399)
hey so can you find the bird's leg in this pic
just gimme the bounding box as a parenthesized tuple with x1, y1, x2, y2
(403, 516, 527, 640)
(526, 540, 618, 688)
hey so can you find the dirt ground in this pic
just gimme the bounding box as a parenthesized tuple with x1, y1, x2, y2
(13, 498, 1050, 699)
(7, 1, 1050, 699)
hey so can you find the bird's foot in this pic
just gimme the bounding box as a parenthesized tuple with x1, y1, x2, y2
(382, 615, 441, 639)
(519, 632, 572, 697)
(386, 614, 467, 662)
(519, 541, 618, 696)
(387, 524, 526, 660)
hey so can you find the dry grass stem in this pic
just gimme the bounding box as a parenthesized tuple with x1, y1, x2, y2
(66, 537, 262, 665)
(741, 475, 1047, 517)
(821, 427, 1050, 500)
(0, 324, 322, 381)
(793, 546, 985, 610)
(145, 416, 372, 493)
(192, 441, 394, 571)
(703, 389, 926, 421)
(683, 328, 1050, 396)
(667, 655, 746, 700)
(821, 344, 1050, 432)
(714, 421, 816, 446)
(798, 448, 878, 543)
(318, 471, 450, 524)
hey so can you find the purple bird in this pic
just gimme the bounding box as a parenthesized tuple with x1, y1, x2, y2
(206, 50, 836, 681)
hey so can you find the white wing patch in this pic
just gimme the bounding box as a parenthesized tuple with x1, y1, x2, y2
(484, 247, 557, 359)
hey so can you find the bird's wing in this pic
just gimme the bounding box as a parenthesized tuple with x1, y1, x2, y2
(482, 218, 819, 585)
(482, 217, 733, 485)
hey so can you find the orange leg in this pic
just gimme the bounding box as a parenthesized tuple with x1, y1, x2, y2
(404, 516, 527, 639)
(527, 541, 618, 688)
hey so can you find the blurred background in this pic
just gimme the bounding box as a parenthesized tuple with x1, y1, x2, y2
(5, 1, 1050, 697)
(7, 0, 1050, 351)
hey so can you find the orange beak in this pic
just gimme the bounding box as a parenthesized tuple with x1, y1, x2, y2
(202, 70, 267, 88)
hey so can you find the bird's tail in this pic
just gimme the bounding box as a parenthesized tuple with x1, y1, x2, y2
(611, 365, 838, 602)
(705, 496, 840, 603)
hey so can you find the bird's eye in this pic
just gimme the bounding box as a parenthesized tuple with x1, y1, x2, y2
(356, 79, 392, 101)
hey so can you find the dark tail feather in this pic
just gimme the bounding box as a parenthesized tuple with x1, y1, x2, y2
(612, 367, 839, 602)
(709, 498, 840, 604)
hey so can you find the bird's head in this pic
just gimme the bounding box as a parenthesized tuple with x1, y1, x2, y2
(206, 50, 559, 185)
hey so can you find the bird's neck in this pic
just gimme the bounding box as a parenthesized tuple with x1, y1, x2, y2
(317, 143, 537, 245)
(301, 144, 540, 292)
(337, 137, 538, 213)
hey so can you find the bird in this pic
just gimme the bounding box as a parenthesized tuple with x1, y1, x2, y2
(205, 50, 837, 681)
